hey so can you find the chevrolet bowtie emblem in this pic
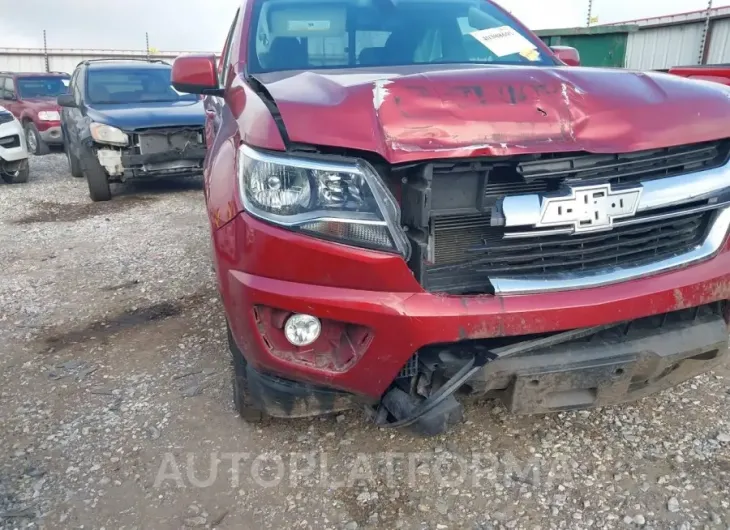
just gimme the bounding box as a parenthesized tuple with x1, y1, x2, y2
(538, 184, 642, 233)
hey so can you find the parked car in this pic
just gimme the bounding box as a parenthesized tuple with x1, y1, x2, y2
(0, 105, 30, 184)
(173, 0, 730, 435)
(57, 59, 206, 202)
(0, 71, 69, 155)
(668, 64, 730, 86)
(0, 106, 30, 184)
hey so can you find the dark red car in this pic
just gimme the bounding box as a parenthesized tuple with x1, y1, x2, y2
(0, 72, 69, 155)
(668, 64, 730, 86)
(172, 0, 730, 435)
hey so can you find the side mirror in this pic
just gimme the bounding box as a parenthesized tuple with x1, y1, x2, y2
(172, 54, 223, 96)
(551, 46, 581, 67)
(57, 94, 76, 108)
(6, 93, 17, 101)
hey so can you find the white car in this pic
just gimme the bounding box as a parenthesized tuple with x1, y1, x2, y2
(0, 105, 30, 184)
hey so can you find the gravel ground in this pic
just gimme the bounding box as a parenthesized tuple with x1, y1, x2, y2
(1, 154, 730, 530)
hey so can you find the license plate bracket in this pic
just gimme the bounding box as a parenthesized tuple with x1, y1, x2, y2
(506, 356, 635, 414)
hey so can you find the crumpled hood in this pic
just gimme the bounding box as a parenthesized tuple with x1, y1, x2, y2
(86, 100, 205, 131)
(257, 66, 730, 163)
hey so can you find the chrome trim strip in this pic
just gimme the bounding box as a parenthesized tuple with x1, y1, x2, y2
(501, 194, 541, 227)
(502, 161, 730, 229)
(297, 217, 387, 227)
(490, 205, 730, 295)
(612, 201, 730, 228)
(640, 166, 730, 211)
(502, 227, 574, 239)
(503, 201, 730, 239)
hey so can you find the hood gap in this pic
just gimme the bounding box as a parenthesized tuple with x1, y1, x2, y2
(249, 75, 291, 148)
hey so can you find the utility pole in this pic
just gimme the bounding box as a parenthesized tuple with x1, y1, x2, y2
(145, 32, 150, 61)
(43, 30, 49, 72)
(586, 0, 593, 27)
(698, 0, 713, 64)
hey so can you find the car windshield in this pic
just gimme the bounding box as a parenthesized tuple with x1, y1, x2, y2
(248, 0, 554, 73)
(86, 66, 199, 104)
(17, 77, 70, 98)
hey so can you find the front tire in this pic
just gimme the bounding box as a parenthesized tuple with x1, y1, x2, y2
(228, 325, 266, 423)
(80, 149, 111, 202)
(24, 122, 50, 156)
(1, 159, 30, 184)
(65, 142, 83, 178)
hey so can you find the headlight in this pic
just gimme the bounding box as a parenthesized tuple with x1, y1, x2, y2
(90, 123, 129, 146)
(238, 145, 410, 259)
(37, 111, 60, 121)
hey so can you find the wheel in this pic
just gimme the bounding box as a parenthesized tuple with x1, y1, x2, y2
(1, 159, 30, 184)
(228, 324, 266, 423)
(23, 122, 50, 156)
(80, 148, 111, 202)
(65, 142, 83, 178)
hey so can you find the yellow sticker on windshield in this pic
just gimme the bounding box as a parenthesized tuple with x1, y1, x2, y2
(520, 48, 541, 62)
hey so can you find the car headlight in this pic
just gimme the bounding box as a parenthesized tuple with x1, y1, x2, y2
(238, 145, 410, 259)
(90, 123, 129, 146)
(37, 111, 60, 121)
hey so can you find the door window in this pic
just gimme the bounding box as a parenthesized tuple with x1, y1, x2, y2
(3, 77, 16, 99)
(71, 69, 83, 104)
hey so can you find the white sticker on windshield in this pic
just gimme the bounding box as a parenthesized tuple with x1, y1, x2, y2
(62, 79, 70, 87)
(287, 20, 331, 31)
(470, 26, 537, 57)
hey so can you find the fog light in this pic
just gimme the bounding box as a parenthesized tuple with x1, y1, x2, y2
(284, 314, 321, 347)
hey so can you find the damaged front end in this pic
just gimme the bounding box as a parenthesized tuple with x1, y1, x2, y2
(372, 302, 730, 435)
(90, 125, 206, 181)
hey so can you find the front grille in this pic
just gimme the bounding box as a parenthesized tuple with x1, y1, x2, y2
(425, 210, 713, 294)
(400, 139, 730, 295)
(430, 139, 730, 203)
(0, 134, 20, 149)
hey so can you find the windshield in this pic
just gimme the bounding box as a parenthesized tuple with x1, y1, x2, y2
(248, 0, 554, 73)
(86, 67, 199, 104)
(17, 77, 70, 98)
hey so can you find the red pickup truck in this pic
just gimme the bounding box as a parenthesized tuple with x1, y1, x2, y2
(669, 64, 730, 86)
(0, 72, 69, 155)
(172, 0, 730, 435)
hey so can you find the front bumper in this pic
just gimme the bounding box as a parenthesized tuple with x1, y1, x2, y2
(38, 124, 63, 144)
(94, 146, 205, 181)
(218, 213, 730, 402)
(467, 306, 728, 413)
(0, 119, 29, 164)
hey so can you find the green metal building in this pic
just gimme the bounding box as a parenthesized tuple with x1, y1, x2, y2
(535, 25, 638, 68)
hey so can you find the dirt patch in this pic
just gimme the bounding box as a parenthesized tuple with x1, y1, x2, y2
(11, 197, 158, 224)
(42, 301, 182, 352)
(38, 288, 215, 353)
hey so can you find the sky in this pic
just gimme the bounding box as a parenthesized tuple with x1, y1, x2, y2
(0, 0, 728, 52)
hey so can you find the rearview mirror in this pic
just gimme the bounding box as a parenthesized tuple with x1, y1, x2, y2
(172, 54, 223, 96)
(551, 46, 581, 66)
(57, 94, 76, 107)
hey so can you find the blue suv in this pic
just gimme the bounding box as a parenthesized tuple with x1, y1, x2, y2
(58, 59, 206, 201)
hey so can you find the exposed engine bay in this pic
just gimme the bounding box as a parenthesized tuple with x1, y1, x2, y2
(96, 126, 206, 181)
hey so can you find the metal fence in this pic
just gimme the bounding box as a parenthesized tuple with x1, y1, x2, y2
(0, 48, 219, 74)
